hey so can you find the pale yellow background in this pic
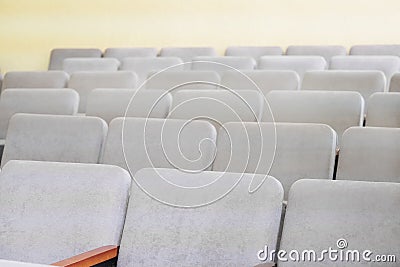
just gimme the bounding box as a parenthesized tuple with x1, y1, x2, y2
(1, 0, 400, 73)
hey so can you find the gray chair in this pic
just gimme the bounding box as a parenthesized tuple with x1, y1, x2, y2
(213, 122, 337, 198)
(388, 73, 400, 92)
(103, 47, 158, 61)
(67, 71, 137, 113)
(225, 46, 283, 59)
(117, 168, 283, 266)
(286, 45, 347, 63)
(336, 126, 400, 183)
(0, 160, 131, 264)
(101, 118, 217, 174)
(350, 44, 400, 56)
(2, 71, 69, 91)
(1, 114, 107, 167)
(279, 179, 400, 267)
(191, 56, 256, 73)
(62, 58, 120, 74)
(48, 48, 102, 70)
(0, 259, 53, 267)
(160, 47, 218, 69)
(86, 89, 172, 124)
(366, 92, 400, 127)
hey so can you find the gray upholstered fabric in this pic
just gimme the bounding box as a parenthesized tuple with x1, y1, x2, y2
(86, 89, 172, 124)
(145, 71, 220, 91)
(1, 114, 107, 167)
(169, 89, 264, 127)
(337, 126, 400, 183)
(117, 168, 283, 266)
(62, 58, 120, 74)
(101, 118, 217, 174)
(286, 45, 347, 63)
(120, 57, 184, 85)
(0, 260, 52, 267)
(103, 47, 158, 61)
(366, 92, 400, 127)
(302, 70, 387, 102)
(0, 89, 79, 139)
(0, 160, 131, 264)
(329, 56, 400, 83)
(48, 48, 102, 70)
(191, 56, 256, 73)
(225, 46, 283, 59)
(279, 179, 400, 267)
(2, 71, 69, 90)
(160, 47, 218, 69)
(350, 44, 400, 56)
(213, 122, 336, 198)
(67, 71, 137, 113)
(258, 56, 327, 81)
(389, 73, 400, 92)
(265, 90, 364, 144)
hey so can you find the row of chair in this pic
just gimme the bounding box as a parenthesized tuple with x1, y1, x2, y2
(0, 160, 398, 266)
(48, 44, 400, 70)
(2, 113, 400, 199)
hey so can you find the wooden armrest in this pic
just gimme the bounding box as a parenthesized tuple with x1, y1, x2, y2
(51, 245, 118, 267)
(254, 263, 276, 267)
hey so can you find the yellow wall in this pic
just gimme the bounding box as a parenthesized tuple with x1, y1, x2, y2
(1, 0, 400, 73)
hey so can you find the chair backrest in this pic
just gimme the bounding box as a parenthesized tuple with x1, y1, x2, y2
(366, 92, 400, 127)
(48, 48, 102, 70)
(0, 260, 52, 267)
(336, 126, 400, 183)
(350, 44, 400, 56)
(213, 122, 336, 198)
(389, 73, 400, 92)
(120, 57, 184, 85)
(329, 56, 400, 83)
(302, 70, 386, 101)
(279, 179, 400, 267)
(191, 56, 256, 73)
(258, 56, 327, 81)
(101, 118, 217, 174)
(62, 58, 120, 74)
(2, 71, 69, 91)
(159, 47, 218, 69)
(265, 90, 364, 144)
(286, 45, 347, 63)
(0, 160, 131, 264)
(103, 47, 158, 61)
(67, 71, 137, 113)
(225, 46, 283, 59)
(0, 89, 79, 139)
(86, 89, 172, 124)
(169, 89, 264, 127)
(145, 71, 220, 90)
(117, 167, 283, 266)
(1, 114, 107, 167)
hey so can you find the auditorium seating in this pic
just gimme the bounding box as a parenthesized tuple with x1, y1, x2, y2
(213, 122, 337, 198)
(62, 58, 120, 74)
(225, 46, 283, 58)
(116, 168, 283, 266)
(0, 160, 131, 264)
(1, 114, 107, 167)
(145, 70, 220, 90)
(86, 89, 172, 124)
(48, 48, 102, 70)
(336, 127, 400, 183)
(388, 73, 400, 92)
(350, 44, 400, 56)
(101, 118, 217, 174)
(285, 45, 347, 63)
(120, 57, 183, 85)
(103, 47, 158, 61)
(265, 90, 364, 144)
(279, 179, 400, 267)
(0, 89, 79, 141)
(159, 47, 218, 69)
(329, 55, 400, 83)
(366, 92, 400, 127)
(301, 70, 386, 102)
(258, 56, 327, 81)
(191, 56, 256, 73)
(67, 71, 137, 113)
(169, 90, 264, 127)
(1, 71, 69, 90)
